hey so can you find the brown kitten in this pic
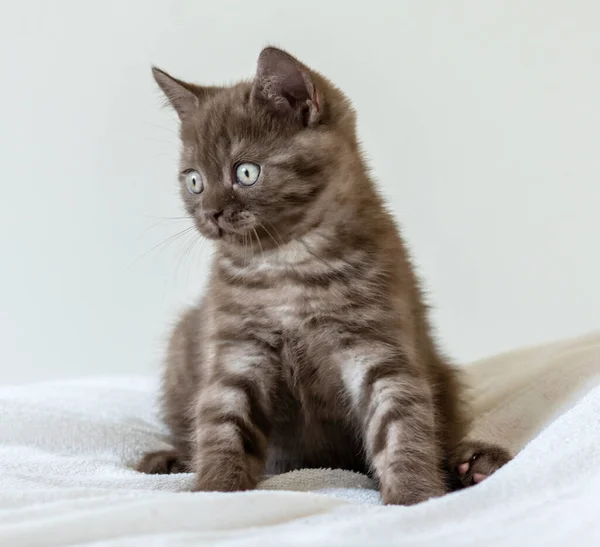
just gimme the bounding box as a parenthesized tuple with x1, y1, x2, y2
(137, 47, 511, 504)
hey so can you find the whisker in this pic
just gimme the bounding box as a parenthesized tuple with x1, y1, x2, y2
(185, 235, 206, 285)
(138, 217, 190, 239)
(142, 215, 190, 221)
(175, 231, 198, 280)
(297, 237, 339, 272)
(301, 231, 372, 275)
(190, 237, 207, 283)
(253, 228, 265, 257)
(248, 230, 255, 259)
(263, 220, 286, 247)
(259, 223, 282, 252)
(243, 233, 249, 267)
(130, 226, 196, 267)
(185, 233, 204, 283)
(141, 121, 180, 139)
(145, 137, 179, 147)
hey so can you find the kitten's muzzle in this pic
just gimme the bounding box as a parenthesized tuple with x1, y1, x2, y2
(208, 207, 257, 237)
(207, 210, 224, 228)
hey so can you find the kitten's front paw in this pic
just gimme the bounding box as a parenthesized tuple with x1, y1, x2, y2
(193, 454, 257, 492)
(136, 449, 186, 475)
(381, 476, 446, 505)
(452, 440, 511, 488)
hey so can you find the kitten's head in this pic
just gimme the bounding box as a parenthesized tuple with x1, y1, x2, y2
(153, 47, 358, 248)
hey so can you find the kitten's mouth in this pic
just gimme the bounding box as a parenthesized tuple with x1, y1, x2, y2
(199, 211, 257, 241)
(218, 222, 256, 239)
(206, 224, 243, 241)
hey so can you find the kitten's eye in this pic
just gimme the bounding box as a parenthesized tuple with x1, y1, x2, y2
(235, 162, 261, 186)
(185, 170, 203, 194)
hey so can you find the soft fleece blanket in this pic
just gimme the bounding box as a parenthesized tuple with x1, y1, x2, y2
(1, 331, 599, 546)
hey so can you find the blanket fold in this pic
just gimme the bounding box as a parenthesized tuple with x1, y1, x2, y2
(1, 331, 599, 546)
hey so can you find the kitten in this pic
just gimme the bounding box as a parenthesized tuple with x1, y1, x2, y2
(137, 47, 511, 504)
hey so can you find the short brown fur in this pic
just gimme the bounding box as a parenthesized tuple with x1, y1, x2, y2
(137, 47, 511, 504)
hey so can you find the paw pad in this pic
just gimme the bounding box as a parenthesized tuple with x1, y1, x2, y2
(452, 441, 511, 489)
(457, 453, 489, 484)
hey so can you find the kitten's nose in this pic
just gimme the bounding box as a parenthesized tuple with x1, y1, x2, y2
(207, 210, 224, 227)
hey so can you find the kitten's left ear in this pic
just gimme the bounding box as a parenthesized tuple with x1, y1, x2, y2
(252, 47, 321, 126)
(152, 67, 219, 121)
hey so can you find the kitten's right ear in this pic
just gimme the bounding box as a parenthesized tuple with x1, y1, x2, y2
(152, 67, 216, 121)
(252, 47, 322, 126)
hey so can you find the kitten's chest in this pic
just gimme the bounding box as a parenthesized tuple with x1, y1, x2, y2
(219, 241, 366, 331)
(261, 283, 331, 329)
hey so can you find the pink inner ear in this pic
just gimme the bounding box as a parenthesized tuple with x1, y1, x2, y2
(255, 48, 312, 109)
(312, 88, 320, 112)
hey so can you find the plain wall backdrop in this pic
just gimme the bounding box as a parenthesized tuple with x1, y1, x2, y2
(1, 1, 599, 384)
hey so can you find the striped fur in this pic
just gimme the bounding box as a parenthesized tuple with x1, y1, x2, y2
(137, 48, 511, 504)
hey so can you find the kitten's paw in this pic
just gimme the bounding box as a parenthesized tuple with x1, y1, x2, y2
(194, 454, 258, 492)
(381, 475, 446, 505)
(136, 449, 186, 475)
(451, 440, 511, 488)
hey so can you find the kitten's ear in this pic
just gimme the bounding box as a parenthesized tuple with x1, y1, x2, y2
(152, 67, 216, 121)
(252, 47, 321, 126)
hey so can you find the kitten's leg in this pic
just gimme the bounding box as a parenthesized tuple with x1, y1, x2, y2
(192, 339, 278, 492)
(137, 306, 200, 476)
(449, 439, 511, 488)
(341, 345, 446, 505)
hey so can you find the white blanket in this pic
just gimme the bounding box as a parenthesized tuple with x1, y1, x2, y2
(1, 331, 600, 546)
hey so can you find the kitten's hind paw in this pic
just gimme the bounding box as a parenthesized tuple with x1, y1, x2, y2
(450, 440, 511, 488)
(136, 449, 187, 475)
